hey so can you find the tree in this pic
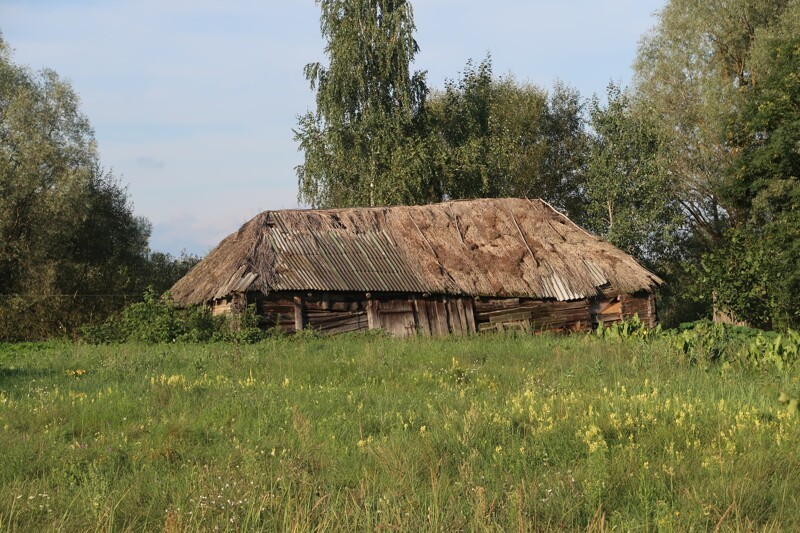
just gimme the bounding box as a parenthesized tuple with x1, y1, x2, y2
(704, 37, 800, 329)
(425, 57, 588, 214)
(426, 58, 506, 200)
(583, 84, 684, 263)
(0, 34, 153, 339)
(634, 0, 795, 241)
(295, 0, 430, 208)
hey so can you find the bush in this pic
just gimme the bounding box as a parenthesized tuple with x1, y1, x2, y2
(592, 316, 800, 372)
(81, 289, 268, 344)
(734, 329, 800, 371)
(670, 320, 748, 366)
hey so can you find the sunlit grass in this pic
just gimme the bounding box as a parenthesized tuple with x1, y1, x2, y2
(0, 334, 799, 530)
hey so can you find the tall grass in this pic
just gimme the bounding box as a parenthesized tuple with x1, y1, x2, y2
(0, 334, 798, 530)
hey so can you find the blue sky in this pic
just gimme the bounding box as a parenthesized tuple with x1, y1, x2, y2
(1, 0, 666, 255)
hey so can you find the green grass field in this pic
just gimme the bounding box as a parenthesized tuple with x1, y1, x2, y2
(1, 333, 799, 531)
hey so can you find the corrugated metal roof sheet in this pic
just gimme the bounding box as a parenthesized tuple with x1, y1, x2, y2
(268, 213, 429, 293)
(543, 272, 587, 301)
(583, 259, 609, 287)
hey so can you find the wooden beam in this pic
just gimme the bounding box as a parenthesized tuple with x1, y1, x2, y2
(463, 298, 477, 334)
(414, 299, 432, 336)
(293, 296, 306, 332)
(366, 298, 379, 330)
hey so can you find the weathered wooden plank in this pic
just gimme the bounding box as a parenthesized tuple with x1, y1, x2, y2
(378, 300, 413, 312)
(308, 316, 366, 328)
(463, 298, 476, 334)
(599, 301, 621, 315)
(499, 319, 530, 332)
(439, 300, 451, 335)
(414, 299, 431, 337)
(428, 300, 449, 336)
(293, 296, 305, 332)
(490, 311, 533, 324)
(306, 309, 365, 320)
(306, 300, 363, 312)
(456, 299, 470, 334)
(474, 301, 588, 320)
(366, 299, 379, 330)
(379, 309, 416, 337)
(473, 298, 520, 311)
(447, 300, 463, 336)
(318, 321, 368, 335)
(315, 314, 367, 332)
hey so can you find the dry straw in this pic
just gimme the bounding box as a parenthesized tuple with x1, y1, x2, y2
(170, 198, 662, 307)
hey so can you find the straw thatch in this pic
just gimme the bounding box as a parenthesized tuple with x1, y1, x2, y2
(170, 198, 662, 307)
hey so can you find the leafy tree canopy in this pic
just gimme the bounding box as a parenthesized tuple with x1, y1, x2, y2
(295, 0, 430, 207)
(583, 83, 685, 264)
(704, 37, 800, 330)
(0, 33, 191, 339)
(409, 56, 587, 215)
(634, 0, 796, 239)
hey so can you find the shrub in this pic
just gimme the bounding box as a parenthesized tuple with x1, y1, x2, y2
(80, 289, 268, 344)
(734, 330, 800, 371)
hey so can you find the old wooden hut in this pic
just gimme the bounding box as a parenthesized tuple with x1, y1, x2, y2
(169, 198, 662, 336)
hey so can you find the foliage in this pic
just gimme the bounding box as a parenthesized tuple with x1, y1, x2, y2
(425, 57, 588, 215)
(632, 1, 800, 325)
(1, 336, 799, 530)
(724, 38, 800, 220)
(593, 316, 800, 372)
(671, 320, 756, 366)
(140, 250, 201, 296)
(0, 35, 147, 295)
(594, 314, 661, 342)
(701, 220, 800, 330)
(295, 0, 430, 207)
(633, 0, 793, 239)
(80, 289, 266, 344)
(703, 37, 800, 330)
(736, 329, 800, 371)
(583, 84, 684, 264)
(0, 34, 194, 340)
(664, 319, 800, 372)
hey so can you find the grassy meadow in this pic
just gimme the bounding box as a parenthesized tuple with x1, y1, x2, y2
(1, 333, 799, 531)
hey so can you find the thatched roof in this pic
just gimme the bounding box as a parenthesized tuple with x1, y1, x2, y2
(170, 198, 662, 306)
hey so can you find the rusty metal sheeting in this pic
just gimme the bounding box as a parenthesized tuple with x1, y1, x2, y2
(268, 215, 429, 293)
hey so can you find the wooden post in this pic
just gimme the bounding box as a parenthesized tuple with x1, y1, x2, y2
(463, 298, 477, 334)
(293, 296, 305, 332)
(366, 293, 379, 330)
(413, 298, 431, 336)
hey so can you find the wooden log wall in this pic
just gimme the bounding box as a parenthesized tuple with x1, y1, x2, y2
(261, 293, 369, 335)
(474, 298, 592, 333)
(304, 295, 368, 335)
(620, 292, 657, 327)
(256, 297, 296, 332)
(253, 292, 479, 337)
(239, 290, 656, 337)
(590, 296, 623, 327)
(211, 297, 233, 316)
(212, 294, 248, 316)
(412, 297, 475, 337)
